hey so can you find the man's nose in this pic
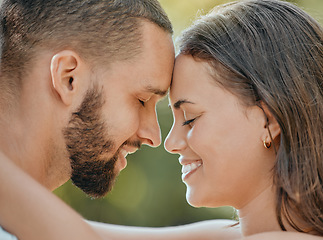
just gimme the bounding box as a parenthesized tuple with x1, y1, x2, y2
(137, 110, 161, 148)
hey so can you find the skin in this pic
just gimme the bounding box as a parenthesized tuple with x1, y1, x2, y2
(86, 54, 321, 240)
(164, 54, 299, 237)
(0, 20, 175, 192)
(165, 55, 279, 210)
(0, 27, 320, 240)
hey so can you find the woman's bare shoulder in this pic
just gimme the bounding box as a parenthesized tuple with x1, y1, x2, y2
(241, 232, 323, 240)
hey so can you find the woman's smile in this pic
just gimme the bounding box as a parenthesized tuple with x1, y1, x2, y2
(179, 158, 203, 181)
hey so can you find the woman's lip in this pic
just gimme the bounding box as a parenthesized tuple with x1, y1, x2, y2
(179, 158, 203, 166)
(178, 158, 203, 181)
(181, 161, 202, 174)
(181, 162, 202, 181)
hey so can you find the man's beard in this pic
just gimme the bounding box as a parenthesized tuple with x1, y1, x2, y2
(63, 86, 118, 198)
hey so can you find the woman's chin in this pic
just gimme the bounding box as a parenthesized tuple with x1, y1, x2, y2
(186, 190, 224, 208)
(186, 190, 206, 208)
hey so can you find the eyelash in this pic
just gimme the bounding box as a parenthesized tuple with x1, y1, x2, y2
(182, 118, 196, 126)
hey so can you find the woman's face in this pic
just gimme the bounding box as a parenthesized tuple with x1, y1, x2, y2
(165, 54, 275, 209)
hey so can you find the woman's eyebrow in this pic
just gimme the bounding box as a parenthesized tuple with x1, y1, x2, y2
(173, 99, 194, 109)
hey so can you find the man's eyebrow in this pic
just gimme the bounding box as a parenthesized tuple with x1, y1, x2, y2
(145, 85, 168, 97)
(173, 99, 194, 109)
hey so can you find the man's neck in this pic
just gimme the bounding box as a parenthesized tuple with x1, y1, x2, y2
(0, 112, 69, 191)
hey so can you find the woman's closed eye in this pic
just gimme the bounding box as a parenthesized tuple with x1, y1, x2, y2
(182, 118, 197, 127)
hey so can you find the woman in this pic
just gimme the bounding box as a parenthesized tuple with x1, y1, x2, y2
(0, 0, 322, 239)
(165, 0, 323, 235)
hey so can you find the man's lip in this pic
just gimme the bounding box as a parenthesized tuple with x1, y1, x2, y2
(120, 147, 138, 156)
(116, 147, 138, 171)
(117, 151, 128, 171)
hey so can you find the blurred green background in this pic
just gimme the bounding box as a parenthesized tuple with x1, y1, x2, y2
(54, 0, 323, 227)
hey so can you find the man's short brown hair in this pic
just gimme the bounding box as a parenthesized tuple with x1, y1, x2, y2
(0, 0, 172, 94)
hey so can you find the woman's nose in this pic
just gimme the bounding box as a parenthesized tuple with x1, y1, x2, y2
(164, 122, 187, 154)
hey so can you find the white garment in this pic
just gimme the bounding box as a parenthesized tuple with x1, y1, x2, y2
(0, 226, 17, 240)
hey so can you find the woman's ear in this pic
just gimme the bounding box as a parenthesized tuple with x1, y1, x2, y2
(50, 50, 82, 106)
(260, 102, 281, 148)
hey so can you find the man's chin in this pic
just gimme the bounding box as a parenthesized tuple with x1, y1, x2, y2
(70, 158, 118, 198)
(72, 173, 117, 199)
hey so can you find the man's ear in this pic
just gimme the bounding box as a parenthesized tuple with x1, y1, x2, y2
(260, 102, 281, 146)
(50, 50, 82, 106)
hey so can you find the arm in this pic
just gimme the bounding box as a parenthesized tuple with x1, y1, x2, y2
(0, 152, 104, 240)
(89, 221, 323, 240)
(0, 152, 242, 240)
(89, 219, 241, 240)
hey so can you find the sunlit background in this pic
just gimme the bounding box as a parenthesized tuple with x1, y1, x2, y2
(54, 0, 323, 227)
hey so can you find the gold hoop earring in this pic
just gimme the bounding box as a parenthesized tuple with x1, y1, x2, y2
(263, 140, 271, 149)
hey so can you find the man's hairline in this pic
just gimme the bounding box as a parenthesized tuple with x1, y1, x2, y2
(90, 18, 173, 70)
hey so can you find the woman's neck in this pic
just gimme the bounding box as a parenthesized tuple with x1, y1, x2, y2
(238, 185, 284, 236)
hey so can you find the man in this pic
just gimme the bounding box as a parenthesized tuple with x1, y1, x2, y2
(0, 0, 174, 238)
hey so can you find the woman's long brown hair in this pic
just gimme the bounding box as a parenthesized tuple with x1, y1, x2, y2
(178, 0, 323, 235)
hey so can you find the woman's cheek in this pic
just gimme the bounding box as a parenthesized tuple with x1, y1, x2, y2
(187, 125, 204, 153)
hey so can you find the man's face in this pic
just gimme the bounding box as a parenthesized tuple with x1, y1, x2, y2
(64, 21, 174, 198)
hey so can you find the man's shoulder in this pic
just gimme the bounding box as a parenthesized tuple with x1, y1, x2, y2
(0, 226, 18, 240)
